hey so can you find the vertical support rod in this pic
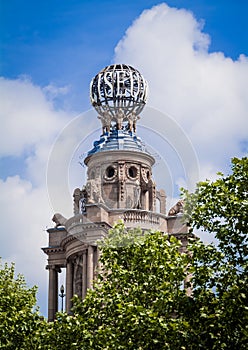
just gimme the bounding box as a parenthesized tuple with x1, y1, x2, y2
(55, 268, 58, 314)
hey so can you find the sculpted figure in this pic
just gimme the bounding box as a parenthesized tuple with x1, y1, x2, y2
(115, 109, 124, 130)
(98, 112, 111, 134)
(74, 255, 83, 298)
(168, 200, 184, 216)
(128, 113, 140, 132)
(133, 183, 141, 209)
(86, 179, 103, 204)
(52, 213, 67, 227)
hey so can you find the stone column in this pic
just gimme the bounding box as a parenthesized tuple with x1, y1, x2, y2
(95, 246, 101, 278)
(155, 189, 166, 214)
(47, 265, 59, 322)
(82, 251, 87, 298)
(66, 260, 73, 313)
(144, 190, 149, 210)
(87, 245, 94, 289)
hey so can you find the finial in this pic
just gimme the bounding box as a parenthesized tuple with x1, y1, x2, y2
(90, 64, 148, 133)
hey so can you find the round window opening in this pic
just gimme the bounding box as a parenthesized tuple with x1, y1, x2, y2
(106, 166, 115, 178)
(128, 166, 137, 178)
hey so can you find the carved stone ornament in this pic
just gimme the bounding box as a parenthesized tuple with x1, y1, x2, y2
(141, 167, 151, 183)
(168, 200, 184, 216)
(127, 112, 140, 133)
(103, 164, 117, 181)
(86, 179, 103, 204)
(74, 255, 83, 298)
(114, 109, 125, 130)
(126, 164, 139, 180)
(98, 112, 112, 134)
(52, 213, 67, 227)
(118, 162, 125, 201)
(133, 183, 141, 208)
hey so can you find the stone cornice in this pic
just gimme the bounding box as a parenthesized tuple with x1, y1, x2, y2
(46, 227, 66, 234)
(85, 149, 155, 167)
(61, 221, 112, 249)
(42, 246, 65, 255)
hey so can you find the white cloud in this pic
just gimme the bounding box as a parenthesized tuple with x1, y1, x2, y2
(0, 77, 75, 314)
(0, 176, 52, 314)
(0, 77, 101, 313)
(42, 83, 70, 100)
(0, 76, 70, 158)
(114, 3, 248, 177)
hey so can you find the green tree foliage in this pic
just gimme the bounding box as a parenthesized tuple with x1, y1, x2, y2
(182, 157, 248, 349)
(44, 226, 192, 349)
(43, 157, 247, 349)
(183, 156, 248, 266)
(2, 157, 247, 349)
(0, 260, 45, 350)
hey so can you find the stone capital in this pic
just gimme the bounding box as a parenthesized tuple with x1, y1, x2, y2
(46, 265, 61, 273)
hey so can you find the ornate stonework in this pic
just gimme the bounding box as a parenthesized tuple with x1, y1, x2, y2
(168, 200, 184, 216)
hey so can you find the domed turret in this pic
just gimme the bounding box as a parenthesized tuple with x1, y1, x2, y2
(43, 63, 192, 323)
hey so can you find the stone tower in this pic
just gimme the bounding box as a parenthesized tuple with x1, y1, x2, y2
(42, 64, 189, 322)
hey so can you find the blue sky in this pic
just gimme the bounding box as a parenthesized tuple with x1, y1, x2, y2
(0, 0, 247, 316)
(1, 0, 248, 111)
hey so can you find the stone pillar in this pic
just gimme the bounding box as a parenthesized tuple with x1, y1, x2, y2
(87, 245, 94, 289)
(184, 273, 193, 297)
(95, 246, 101, 278)
(144, 191, 149, 210)
(66, 260, 73, 313)
(47, 265, 59, 322)
(82, 251, 87, 298)
(156, 189, 166, 214)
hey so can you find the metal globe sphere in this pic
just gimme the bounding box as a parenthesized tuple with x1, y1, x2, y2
(90, 64, 148, 120)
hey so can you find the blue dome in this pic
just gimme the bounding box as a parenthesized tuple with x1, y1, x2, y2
(87, 129, 150, 156)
